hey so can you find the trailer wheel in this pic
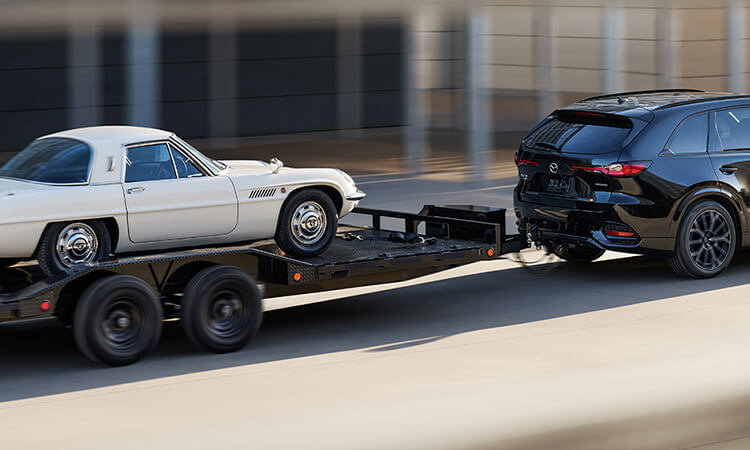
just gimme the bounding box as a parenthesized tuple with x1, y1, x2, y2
(181, 265, 262, 353)
(73, 275, 162, 366)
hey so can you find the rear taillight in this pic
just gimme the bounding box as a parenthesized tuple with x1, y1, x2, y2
(570, 161, 651, 177)
(514, 155, 540, 167)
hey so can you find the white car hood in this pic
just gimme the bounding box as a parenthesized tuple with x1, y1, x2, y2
(220, 160, 273, 175)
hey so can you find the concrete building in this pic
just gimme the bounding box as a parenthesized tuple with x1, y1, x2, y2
(0, 0, 746, 178)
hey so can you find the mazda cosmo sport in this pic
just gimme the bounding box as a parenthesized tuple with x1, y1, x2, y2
(0, 126, 365, 276)
(514, 89, 750, 278)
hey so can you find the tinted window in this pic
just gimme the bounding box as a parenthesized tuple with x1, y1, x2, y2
(667, 113, 708, 154)
(125, 143, 176, 182)
(524, 119, 631, 155)
(716, 107, 750, 151)
(170, 145, 203, 178)
(0, 138, 91, 183)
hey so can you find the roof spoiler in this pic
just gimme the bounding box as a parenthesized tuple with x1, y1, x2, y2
(580, 89, 704, 102)
(554, 109, 633, 129)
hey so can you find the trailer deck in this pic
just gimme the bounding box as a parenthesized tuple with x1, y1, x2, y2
(0, 204, 522, 365)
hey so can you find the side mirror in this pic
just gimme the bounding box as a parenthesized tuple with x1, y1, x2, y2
(270, 157, 284, 174)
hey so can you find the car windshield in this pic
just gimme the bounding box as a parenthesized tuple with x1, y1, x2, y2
(0, 137, 91, 184)
(171, 135, 224, 175)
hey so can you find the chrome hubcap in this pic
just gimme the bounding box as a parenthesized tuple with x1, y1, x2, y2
(291, 201, 327, 245)
(688, 210, 731, 271)
(56, 223, 98, 267)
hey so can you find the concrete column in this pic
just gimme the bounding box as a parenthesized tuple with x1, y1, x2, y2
(657, 2, 680, 88)
(534, 4, 558, 119)
(208, 19, 238, 148)
(403, 12, 428, 174)
(127, 7, 160, 127)
(603, 1, 625, 93)
(337, 15, 362, 138)
(728, 0, 747, 93)
(69, 24, 101, 128)
(465, 7, 492, 186)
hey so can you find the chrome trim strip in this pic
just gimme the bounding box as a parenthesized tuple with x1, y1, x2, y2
(345, 190, 366, 201)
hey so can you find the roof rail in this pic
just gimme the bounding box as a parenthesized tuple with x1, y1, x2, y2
(655, 94, 750, 110)
(580, 89, 705, 102)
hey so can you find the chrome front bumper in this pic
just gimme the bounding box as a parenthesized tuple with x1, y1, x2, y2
(345, 189, 366, 201)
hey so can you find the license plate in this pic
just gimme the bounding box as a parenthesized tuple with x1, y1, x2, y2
(546, 176, 570, 193)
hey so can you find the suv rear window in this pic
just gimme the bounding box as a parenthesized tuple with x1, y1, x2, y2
(0, 137, 91, 184)
(524, 117, 632, 155)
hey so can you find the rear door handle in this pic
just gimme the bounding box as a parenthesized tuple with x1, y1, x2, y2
(720, 166, 739, 174)
(127, 187, 145, 194)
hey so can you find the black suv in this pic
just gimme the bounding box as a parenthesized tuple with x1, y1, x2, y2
(514, 89, 750, 278)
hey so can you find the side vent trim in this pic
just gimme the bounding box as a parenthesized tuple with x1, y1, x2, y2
(249, 188, 277, 199)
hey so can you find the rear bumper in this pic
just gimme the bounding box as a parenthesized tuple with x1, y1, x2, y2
(515, 192, 673, 254)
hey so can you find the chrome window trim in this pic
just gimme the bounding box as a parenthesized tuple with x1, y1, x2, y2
(122, 141, 178, 184)
(167, 142, 208, 178)
(169, 135, 222, 176)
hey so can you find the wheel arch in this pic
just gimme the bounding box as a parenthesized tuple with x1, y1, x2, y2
(33, 217, 120, 258)
(671, 186, 744, 248)
(284, 184, 344, 215)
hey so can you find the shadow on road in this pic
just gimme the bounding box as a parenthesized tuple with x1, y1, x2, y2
(2, 252, 750, 402)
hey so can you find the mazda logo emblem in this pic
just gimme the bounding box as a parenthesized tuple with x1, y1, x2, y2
(549, 162, 559, 174)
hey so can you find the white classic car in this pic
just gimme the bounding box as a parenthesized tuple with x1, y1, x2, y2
(0, 126, 365, 277)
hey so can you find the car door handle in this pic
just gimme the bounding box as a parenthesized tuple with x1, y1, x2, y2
(127, 187, 145, 194)
(720, 165, 739, 174)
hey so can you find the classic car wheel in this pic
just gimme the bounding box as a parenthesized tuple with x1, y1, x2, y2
(275, 189, 338, 257)
(181, 265, 262, 353)
(37, 220, 112, 277)
(73, 275, 162, 366)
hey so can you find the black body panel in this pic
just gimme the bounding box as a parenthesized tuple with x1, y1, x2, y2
(514, 91, 750, 255)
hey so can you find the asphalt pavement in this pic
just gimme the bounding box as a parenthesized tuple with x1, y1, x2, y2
(3, 172, 750, 449)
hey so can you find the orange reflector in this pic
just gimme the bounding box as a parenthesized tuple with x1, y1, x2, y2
(293, 272, 302, 282)
(40, 300, 50, 311)
(487, 248, 495, 257)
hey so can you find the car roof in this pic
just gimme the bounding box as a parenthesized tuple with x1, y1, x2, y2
(561, 90, 750, 120)
(41, 126, 174, 146)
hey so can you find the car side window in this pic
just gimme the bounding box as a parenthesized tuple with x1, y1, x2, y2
(716, 107, 750, 151)
(125, 143, 177, 182)
(170, 145, 204, 178)
(667, 113, 708, 155)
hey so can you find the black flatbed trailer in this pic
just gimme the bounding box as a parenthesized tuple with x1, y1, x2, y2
(0, 205, 521, 366)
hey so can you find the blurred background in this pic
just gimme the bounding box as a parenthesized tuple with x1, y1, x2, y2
(7, 2, 750, 450)
(0, 0, 745, 185)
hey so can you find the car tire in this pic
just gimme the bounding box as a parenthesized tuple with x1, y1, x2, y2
(552, 244, 605, 263)
(669, 200, 736, 279)
(37, 220, 112, 278)
(181, 265, 263, 353)
(73, 275, 162, 366)
(275, 188, 338, 257)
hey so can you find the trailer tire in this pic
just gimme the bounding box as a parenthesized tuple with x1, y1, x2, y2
(181, 265, 262, 353)
(73, 275, 162, 366)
